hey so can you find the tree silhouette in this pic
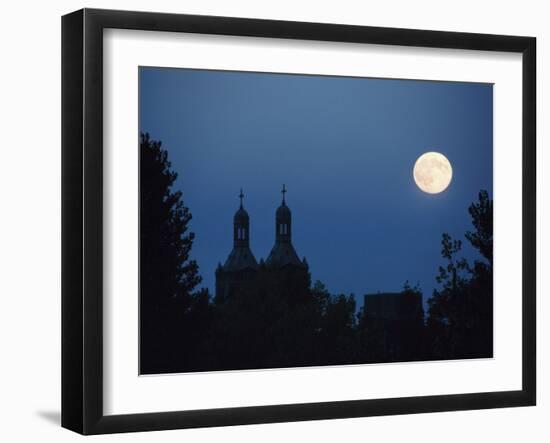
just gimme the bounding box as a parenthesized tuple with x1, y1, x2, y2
(140, 132, 202, 373)
(312, 281, 358, 365)
(466, 190, 493, 266)
(427, 190, 493, 359)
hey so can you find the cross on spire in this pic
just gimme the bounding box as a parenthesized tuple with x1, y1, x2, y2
(281, 184, 287, 205)
(239, 188, 244, 208)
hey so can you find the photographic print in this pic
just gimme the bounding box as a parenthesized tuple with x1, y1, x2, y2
(139, 67, 493, 375)
(62, 10, 536, 433)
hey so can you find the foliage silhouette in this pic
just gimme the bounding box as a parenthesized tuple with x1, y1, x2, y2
(139, 132, 203, 373)
(426, 190, 493, 359)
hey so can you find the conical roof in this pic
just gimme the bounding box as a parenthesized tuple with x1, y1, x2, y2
(265, 242, 306, 269)
(223, 246, 258, 272)
(276, 203, 291, 218)
(234, 206, 249, 222)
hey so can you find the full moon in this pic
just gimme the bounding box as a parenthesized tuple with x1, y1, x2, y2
(413, 152, 453, 194)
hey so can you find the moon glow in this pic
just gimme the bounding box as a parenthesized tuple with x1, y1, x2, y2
(413, 152, 453, 194)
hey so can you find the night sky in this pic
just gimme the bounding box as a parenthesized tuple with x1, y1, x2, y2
(139, 67, 493, 307)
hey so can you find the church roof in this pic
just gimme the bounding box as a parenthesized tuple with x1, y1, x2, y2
(223, 246, 258, 272)
(265, 242, 307, 269)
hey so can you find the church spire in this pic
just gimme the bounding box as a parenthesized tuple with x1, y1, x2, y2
(233, 188, 250, 248)
(275, 184, 291, 244)
(216, 189, 259, 302)
(266, 185, 306, 269)
(218, 188, 258, 273)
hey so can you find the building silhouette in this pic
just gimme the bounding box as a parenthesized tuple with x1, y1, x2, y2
(216, 186, 310, 303)
(363, 292, 425, 361)
(215, 186, 425, 363)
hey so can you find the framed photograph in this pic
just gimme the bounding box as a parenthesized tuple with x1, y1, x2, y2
(62, 8, 536, 435)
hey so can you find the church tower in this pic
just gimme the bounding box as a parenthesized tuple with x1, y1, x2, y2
(215, 189, 259, 302)
(216, 186, 310, 304)
(266, 185, 309, 271)
(233, 188, 252, 249)
(264, 185, 310, 300)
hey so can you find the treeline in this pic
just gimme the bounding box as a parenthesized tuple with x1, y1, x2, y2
(140, 133, 493, 374)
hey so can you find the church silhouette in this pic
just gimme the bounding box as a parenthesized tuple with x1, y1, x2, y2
(216, 185, 310, 303)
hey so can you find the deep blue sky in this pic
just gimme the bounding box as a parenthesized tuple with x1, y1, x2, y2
(139, 67, 493, 307)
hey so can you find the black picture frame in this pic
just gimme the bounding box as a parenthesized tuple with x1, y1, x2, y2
(62, 8, 536, 435)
